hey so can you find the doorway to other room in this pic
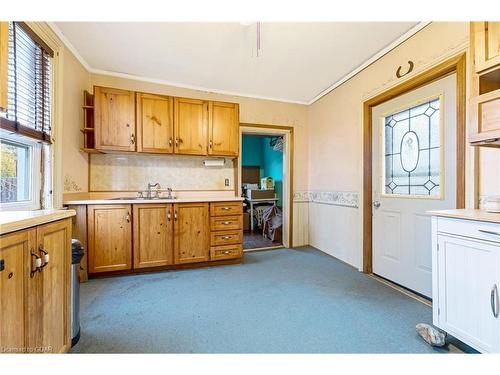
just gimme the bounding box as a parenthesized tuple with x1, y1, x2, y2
(239, 127, 291, 251)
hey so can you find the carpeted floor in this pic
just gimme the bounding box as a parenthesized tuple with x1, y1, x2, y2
(71, 247, 468, 353)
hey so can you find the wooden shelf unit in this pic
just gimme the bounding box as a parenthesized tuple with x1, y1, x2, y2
(469, 22, 500, 147)
(81, 90, 97, 152)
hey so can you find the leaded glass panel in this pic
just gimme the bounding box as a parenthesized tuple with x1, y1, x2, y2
(383, 98, 441, 197)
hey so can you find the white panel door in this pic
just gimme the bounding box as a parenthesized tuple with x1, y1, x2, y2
(436, 234, 500, 353)
(372, 74, 457, 297)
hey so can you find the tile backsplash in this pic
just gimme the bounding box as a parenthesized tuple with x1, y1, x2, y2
(90, 154, 234, 191)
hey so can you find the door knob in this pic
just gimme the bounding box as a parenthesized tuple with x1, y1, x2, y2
(373, 201, 381, 208)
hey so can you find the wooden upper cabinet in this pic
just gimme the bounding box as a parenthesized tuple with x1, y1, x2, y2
(473, 22, 500, 73)
(0, 229, 33, 350)
(173, 203, 210, 264)
(173, 97, 208, 155)
(208, 101, 239, 156)
(0, 22, 8, 112)
(88, 205, 132, 273)
(136, 93, 174, 153)
(133, 204, 174, 269)
(94, 86, 136, 152)
(27, 219, 71, 353)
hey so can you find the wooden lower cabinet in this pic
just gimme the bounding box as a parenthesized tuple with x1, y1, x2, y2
(173, 203, 210, 264)
(0, 218, 71, 353)
(133, 204, 174, 268)
(81, 201, 243, 276)
(88, 205, 132, 273)
(0, 229, 31, 351)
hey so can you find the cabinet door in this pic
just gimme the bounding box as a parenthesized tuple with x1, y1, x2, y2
(436, 234, 500, 353)
(174, 203, 210, 264)
(469, 88, 500, 143)
(94, 86, 136, 151)
(0, 22, 8, 112)
(208, 101, 239, 156)
(473, 22, 500, 73)
(133, 204, 174, 269)
(27, 219, 71, 353)
(0, 229, 34, 351)
(88, 205, 132, 273)
(136, 93, 174, 153)
(173, 97, 208, 155)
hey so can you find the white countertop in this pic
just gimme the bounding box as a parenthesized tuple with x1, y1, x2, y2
(428, 209, 500, 224)
(0, 209, 76, 235)
(64, 197, 245, 205)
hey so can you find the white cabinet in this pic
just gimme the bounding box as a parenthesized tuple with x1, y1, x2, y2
(432, 216, 500, 353)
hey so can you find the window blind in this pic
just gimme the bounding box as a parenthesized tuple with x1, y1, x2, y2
(0, 22, 53, 143)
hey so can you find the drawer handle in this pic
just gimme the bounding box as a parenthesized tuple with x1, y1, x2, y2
(492, 284, 499, 318)
(479, 229, 500, 237)
(222, 221, 231, 225)
(221, 207, 231, 211)
(222, 236, 231, 240)
(30, 252, 42, 278)
(167, 210, 171, 221)
(39, 247, 50, 268)
(223, 251, 231, 255)
(125, 212, 131, 223)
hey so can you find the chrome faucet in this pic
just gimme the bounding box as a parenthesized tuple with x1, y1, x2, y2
(147, 182, 161, 199)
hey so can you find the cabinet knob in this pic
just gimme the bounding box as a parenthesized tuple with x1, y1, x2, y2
(125, 212, 131, 223)
(174, 211, 178, 221)
(130, 133, 135, 145)
(169, 138, 173, 146)
(209, 140, 213, 148)
(167, 210, 171, 221)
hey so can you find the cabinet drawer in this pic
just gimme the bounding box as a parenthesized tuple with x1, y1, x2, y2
(210, 244, 242, 261)
(210, 230, 242, 246)
(437, 217, 500, 243)
(210, 215, 242, 231)
(210, 202, 243, 216)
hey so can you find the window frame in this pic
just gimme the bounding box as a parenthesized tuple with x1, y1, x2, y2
(0, 131, 42, 210)
(379, 93, 445, 200)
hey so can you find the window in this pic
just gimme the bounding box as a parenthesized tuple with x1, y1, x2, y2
(0, 22, 53, 210)
(383, 97, 442, 197)
(0, 134, 40, 208)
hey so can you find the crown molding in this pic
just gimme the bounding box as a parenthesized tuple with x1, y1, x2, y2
(48, 21, 430, 106)
(306, 22, 431, 105)
(47, 22, 91, 71)
(88, 68, 310, 105)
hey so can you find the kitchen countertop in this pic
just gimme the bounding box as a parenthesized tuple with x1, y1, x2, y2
(0, 209, 76, 235)
(63, 196, 245, 205)
(428, 209, 500, 224)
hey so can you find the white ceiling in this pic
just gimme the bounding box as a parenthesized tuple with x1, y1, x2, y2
(53, 22, 422, 104)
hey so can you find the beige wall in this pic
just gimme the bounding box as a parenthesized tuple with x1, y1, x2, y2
(61, 46, 91, 193)
(306, 22, 479, 268)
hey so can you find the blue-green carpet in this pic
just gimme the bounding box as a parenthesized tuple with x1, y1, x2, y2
(71, 247, 465, 353)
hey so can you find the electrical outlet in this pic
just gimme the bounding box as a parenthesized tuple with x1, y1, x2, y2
(224, 178, 230, 186)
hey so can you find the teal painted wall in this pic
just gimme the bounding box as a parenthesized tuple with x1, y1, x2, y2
(262, 137, 283, 206)
(241, 134, 283, 207)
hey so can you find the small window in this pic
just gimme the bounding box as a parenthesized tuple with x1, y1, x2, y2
(0, 133, 41, 209)
(382, 97, 442, 198)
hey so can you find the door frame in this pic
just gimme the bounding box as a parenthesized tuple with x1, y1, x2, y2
(238, 123, 294, 248)
(362, 53, 466, 273)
